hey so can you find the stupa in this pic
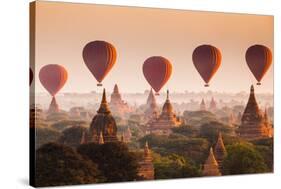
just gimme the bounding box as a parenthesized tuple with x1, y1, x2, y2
(138, 142, 155, 180)
(200, 99, 206, 111)
(48, 97, 59, 113)
(147, 90, 181, 135)
(214, 132, 227, 171)
(89, 89, 118, 143)
(237, 85, 272, 140)
(209, 97, 217, 112)
(144, 89, 159, 121)
(109, 84, 131, 116)
(202, 147, 221, 176)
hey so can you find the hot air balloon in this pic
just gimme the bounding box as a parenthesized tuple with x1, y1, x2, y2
(143, 56, 172, 95)
(82, 40, 117, 86)
(192, 45, 221, 87)
(29, 68, 33, 86)
(39, 64, 68, 113)
(245, 45, 272, 85)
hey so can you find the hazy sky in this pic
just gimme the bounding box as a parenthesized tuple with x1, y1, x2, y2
(34, 1, 273, 94)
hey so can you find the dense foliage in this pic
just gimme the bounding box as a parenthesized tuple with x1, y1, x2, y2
(77, 142, 139, 182)
(35, 143, 99, 187)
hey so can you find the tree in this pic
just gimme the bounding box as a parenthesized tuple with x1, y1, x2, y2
(35, 143, 99, 187)
(199, 121, 234, 143)
(51, 120, 88, 131)
(77, 142, 139, 182)
(58, 126, 88, 148)
(35, 127, 61, 149)
(222, 142, 268, 175)
(153, 153, 201, 179)
(171, 125, 199, 137)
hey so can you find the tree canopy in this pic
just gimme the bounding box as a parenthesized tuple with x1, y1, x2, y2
(222, 142, 268, 175)
(77, 142, 139, 182)
(35, 143, 99, 187)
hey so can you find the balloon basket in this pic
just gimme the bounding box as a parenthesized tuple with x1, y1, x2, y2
(257, 82, 261, 85)
(97, 83, 103, 87)
(155, 92, 160, 96)
(204, 84, 209, 87)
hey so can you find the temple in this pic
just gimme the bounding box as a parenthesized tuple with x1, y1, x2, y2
(238, 85, 272, 140)
(146, 90, 181, 135)
(48, 97, 59, 114)
(200, 99, 206, 111)
(209, 97, 217, 112)
(109, 84, 131, 116)
(202, 147, 221, 176)
(214, 132, 227, 171)
(144, 89, 159, 121)
(89, 89, 118, 143)
(138, 142, 155, 180)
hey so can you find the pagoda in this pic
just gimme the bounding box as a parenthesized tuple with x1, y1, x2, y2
(147, 90, 181, 135)
(209, 97, 217, 112)
(138, 142, 155, 180)
(144, 89, 159, 121)
(89, 89, 118, 143)
(48, 97, 59, 114)
(200, 99, 206, 111)
(202, 147, 221, 176)
(109, 84, 131, 116)
(214, 132, 227, 171)
(237, 85, 272, 140)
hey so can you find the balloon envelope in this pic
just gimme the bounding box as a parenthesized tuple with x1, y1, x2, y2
(39, 64, 68, 96)
(143, 56, 172, 93)
(82, 41, 117, 85)
(245, 44, 272, 85)
(30, 68, 33, 86)
(192, 45, 221, 87)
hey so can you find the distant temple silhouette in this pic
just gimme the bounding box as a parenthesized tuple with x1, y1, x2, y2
(209, 97, 217, 112)
(48, 97, 59, 113)
(138, 142, 155, 180)
(144, 89, 159, 121)
(200, 98, 206, 111)
(89, 89, 118, 143)
(238, 85, 272, 140)
(147, 90, 181, 135)
(109, 84, 131, 116)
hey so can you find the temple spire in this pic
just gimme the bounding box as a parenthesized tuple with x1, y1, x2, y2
(48, 96, 59, 113)
(200, 98, 206, 111)
(203, 147, 221, 176)
(98, 132, 104, 144)
(214, 132, 227, 170)
(80, 131, 87, 144)
(113, 84, 119, 93)
(97, 89, 110, 114)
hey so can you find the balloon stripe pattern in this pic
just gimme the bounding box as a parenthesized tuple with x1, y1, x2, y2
(82, 41, 117, 84)
(39, 64, 68, 97)
(246, 44, 272, 84)
(143, 56, 172, 93)
(192, 45, 221, 86)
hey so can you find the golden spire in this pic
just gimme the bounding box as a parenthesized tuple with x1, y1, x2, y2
(214, 132, 227, 170)
(80, 131, 87, 144)
(97, 89, 111, 114)
(203, 147, 221, 176)
(98, 132, 104, 144)
(144, 141, 150, 156)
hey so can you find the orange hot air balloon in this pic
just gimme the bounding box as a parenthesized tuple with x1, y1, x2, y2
(82, 41, 117, 86)
(143, 56, 172, 95)
(245, 45, 272, 85)
(30, 68, 33, 86)
(39, 64, 68, 96)
(192, 45, 221, 87)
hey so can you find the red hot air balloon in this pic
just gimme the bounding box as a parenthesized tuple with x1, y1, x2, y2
(245, 45, 272, 85)
(30, 68, 33, 86)
(82, 41, 117, 86)
(143, 56, 172, 95)
(39, 64, 68, 113)
(192, 45, 221, 87)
